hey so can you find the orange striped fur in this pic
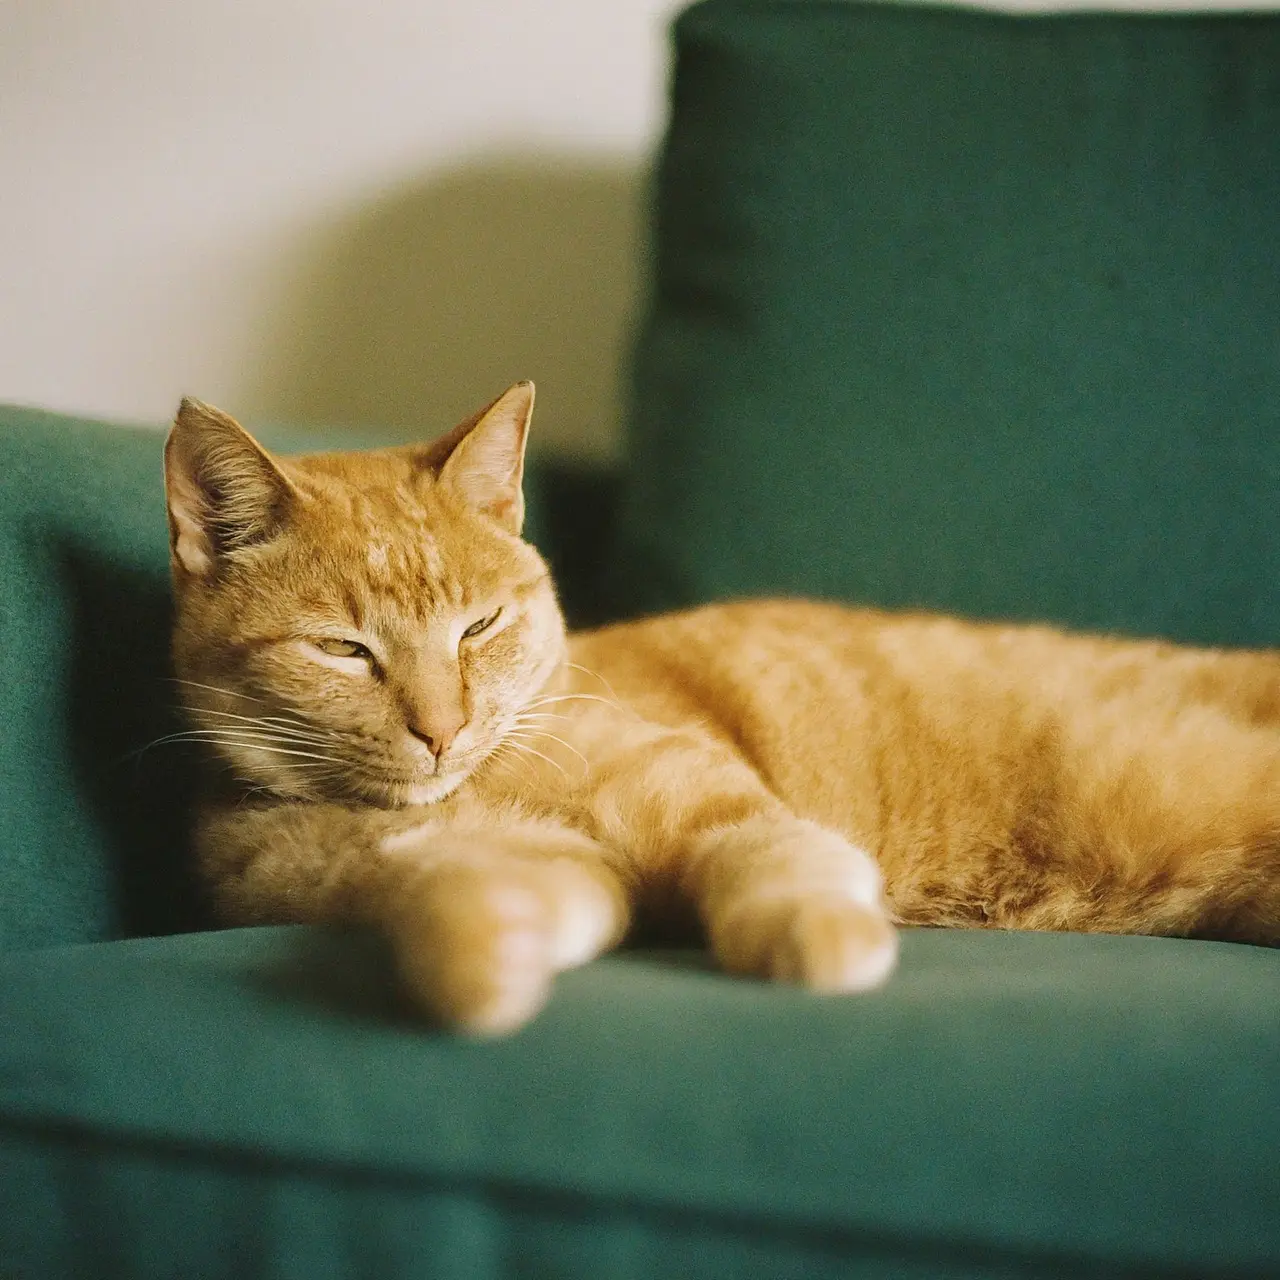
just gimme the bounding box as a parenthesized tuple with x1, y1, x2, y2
(165, 385, 1280, 1034)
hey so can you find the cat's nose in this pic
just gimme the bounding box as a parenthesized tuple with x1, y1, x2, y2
(407, 709, 466, 759)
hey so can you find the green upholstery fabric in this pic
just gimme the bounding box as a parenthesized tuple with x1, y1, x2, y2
(620, 1, 1280, 644)
(5, 3, 1280, 1275)
(0, 408, 203, 951)
(0, 406, 610, 952)
(3, 925, 1279, 1278)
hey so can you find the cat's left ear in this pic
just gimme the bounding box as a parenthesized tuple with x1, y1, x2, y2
(164, 398, 297, 578)
(434, 381, 534, 534)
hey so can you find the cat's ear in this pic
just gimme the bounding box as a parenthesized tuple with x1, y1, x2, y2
(164, 398, 296, 578)
(433, 381, 534, 534)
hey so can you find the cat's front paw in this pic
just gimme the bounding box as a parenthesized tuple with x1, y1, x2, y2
(713, 893, 898, 993)
(383, 865, 554, 1035)
(698, 817, 899, 994)
(379, 840, 621, 1036)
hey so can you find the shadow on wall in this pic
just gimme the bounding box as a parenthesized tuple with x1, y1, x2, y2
(245, 156, 647, 461)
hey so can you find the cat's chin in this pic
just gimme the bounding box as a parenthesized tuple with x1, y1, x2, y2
(289, 758, 481, 809)
(354, 769, 472, 809)
(395, 777, 467, 807)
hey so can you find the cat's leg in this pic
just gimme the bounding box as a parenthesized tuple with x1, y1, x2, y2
(376, 815, 628, 1034)
(581, 726, 899, 993)
(1027, 705, 1280, 944)
(684, 813, 899, 992)
(197, 799, 629, 1035)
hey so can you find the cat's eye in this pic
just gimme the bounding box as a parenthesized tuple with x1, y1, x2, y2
(314, 638, 372, 660)
(462, 609, 502, 640)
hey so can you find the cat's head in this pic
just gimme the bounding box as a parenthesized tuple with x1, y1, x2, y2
(164, 382, 566, 807)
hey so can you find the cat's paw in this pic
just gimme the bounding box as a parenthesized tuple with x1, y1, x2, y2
(713, 893, 898, 993)
(698, 817, 898, 994)
(382, 855, 618, 1036)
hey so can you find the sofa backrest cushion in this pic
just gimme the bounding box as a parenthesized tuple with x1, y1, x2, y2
(0, 410, 202, 949)
(617, 0, 1280, 645)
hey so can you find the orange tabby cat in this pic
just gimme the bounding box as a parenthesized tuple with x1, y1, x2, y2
(166, 383, 1280, 1034)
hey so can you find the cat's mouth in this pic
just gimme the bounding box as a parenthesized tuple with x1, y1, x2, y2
(228, 726, 498, 808)
(341, 762, 473, 809)
(350, 733, 512, 808)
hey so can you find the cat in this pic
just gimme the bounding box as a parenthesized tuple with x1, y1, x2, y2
(165, 382, 1280, 1035)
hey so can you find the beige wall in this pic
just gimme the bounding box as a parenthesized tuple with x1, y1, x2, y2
(0, 0, 1270, 457)
(0, 0, 681, 457)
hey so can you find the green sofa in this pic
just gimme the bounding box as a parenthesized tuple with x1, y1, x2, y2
(3, 2, 1278, 1276)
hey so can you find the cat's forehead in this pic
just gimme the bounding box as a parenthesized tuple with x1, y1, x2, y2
(290, 450, 427, 517)
(287, 454, 436, 543)
(271, 453, 533, 619)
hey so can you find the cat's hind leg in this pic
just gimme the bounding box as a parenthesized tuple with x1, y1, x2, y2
(1038, 709, 1280, 945)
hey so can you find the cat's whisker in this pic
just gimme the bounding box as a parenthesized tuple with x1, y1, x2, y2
(523, 691, 625, 715)
(192, 704, 314, 725)
(509, 707, 574, 722)
(221, 743, 350, 766)
(523, 692, 611, 708)
(506, 727, 573, 755)
(126, 730, 229, 760)
(168, 677, 266, 704)
(262, 759, 345, 770)
(506, 726, 589, 773)
(508, 717, 579, 741)
(562, 661, 623, 705)
(169, 681, 347, 748)
(188, 727, 332, 747)
(189, 708, 338, 744)
(486, 739, 542, 788)
(131, 721, 320, 763)
(499, 737, 571, 782)
(139, 730, 350, 767)
(146, 726, 331, 749)
(174, 695, 331, 732)
(508, 714, 575, 736)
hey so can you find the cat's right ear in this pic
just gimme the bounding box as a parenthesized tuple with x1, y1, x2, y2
(164, 398, 296, 578)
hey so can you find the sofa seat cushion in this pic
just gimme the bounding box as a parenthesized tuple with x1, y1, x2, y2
(2, 924, 1277, 1278)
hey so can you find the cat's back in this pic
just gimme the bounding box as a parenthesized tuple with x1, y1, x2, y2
(571, 598, 889, 733)
(572, 597, 1089, 733)
(571, 598, 1274, 737)
(569, 599, 1280, 853)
